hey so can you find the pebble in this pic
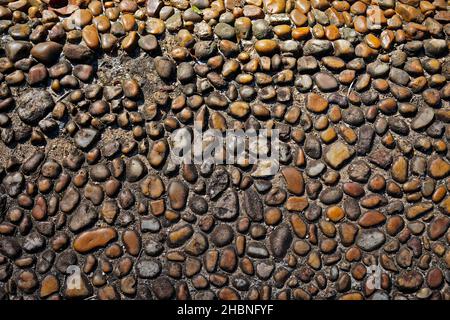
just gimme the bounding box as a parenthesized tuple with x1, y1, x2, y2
(212, 190, 238, 220)
(303, 39, 332, 56)
(395, 271, 424, 292)
(73, 228, 117, 253)
(324, 141, 353, 169)
(17, 89, 54, 124)
(356, 229, 386, 251)
(428, 157, 450, 179)
(168, 224, 193, 247)
(269, 224, 292, 259)
(314, 72, 339, 91)
(31, 42, 62, 65)
(243, 188, 264, 221)
(154, 57, 175, 80)
(126, 158, 146, 182)
(168, 180, 188, 210)
(211, 224, 234, 247)
(139, 35, 158, 51)
(63, 44, 93, 62)
(255, 40, 279, 55)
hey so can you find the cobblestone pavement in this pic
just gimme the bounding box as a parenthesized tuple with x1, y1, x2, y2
(0, 0, 450, 300)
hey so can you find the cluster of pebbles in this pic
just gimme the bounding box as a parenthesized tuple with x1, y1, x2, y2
(0, 0, 449, 300)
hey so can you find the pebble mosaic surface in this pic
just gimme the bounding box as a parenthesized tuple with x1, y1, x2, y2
(0, 0, 450, 300)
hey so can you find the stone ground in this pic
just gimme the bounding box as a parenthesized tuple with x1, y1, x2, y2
(0, 0, 450, 300)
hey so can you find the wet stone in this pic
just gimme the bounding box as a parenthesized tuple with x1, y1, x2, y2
(314, 72, 339, 91)
(325, 142, 353, 170)
(303, 39, 332, 56)
(168, 180, 188, 210)
(168, 224, 193, 247)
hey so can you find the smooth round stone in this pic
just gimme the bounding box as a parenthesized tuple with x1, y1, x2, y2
(0, 237, 21, 258)
(121, 31, 139, 53)
(136, 259, 161, 278)
(280, 40, 299, 54)
(63, 43, 94, 62)
(367, 61, 390, 77)
(273, 24, 291, 38)
(138, 35, 158, 51)
(211, 224, 234, 247)
(255, 40, 279, 56)
(90, 164, 110, 181)
(73, 64, 93, 82)
(252, 19, 271, 39)
(314, 72, 339, 91)
(424, 39, 447, 57)
(194, 41, 217, 60)
(322, 56, 345, 70)
(74, 128, 98, 149)
(72, 9, 93, 27)
(168, 180, 188, 210)
(82, 25, 100, 49)
(154, 57, 175, 80)
(411, 108, 434, 130)
(126, 158, 147, 182)
(146, 18, 166, 35)
(319, 187, 344, 204)
(214, 22, 235, 40)
(356, 229, 386, 251)
(229, 101, 250, 118)
(295, 75, 313, 92)
(165, 12, 182, 32)
(5, 41, 32, 62)
(235, 17, 252, 40)
(9, 24, 31, 40)
(94, 16, 111, 32)
(31, 42, 62, 65)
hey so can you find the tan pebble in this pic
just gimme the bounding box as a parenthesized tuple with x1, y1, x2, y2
(82, 25, 100, 49)
(73, 228, 117, 253)
(255, 39, 279, 55)
(306, 93, 328, 113)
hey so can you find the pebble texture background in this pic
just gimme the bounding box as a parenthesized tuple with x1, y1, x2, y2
(0, 0, 449, 300)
